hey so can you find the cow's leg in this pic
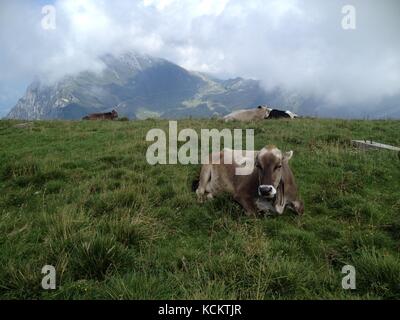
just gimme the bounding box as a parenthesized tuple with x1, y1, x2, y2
(234, 194, 258, 217)
(292, 200, 304, 215)
(286, 200, 304, 215)
(196, 189, 206, 203)
(274, 204, 286, 215)
(196, 165, 212, 203)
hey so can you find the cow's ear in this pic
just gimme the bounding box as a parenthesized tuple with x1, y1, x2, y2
(283, 151, 293, 162)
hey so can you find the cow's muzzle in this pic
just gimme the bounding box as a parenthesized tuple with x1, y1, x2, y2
(258, 185, 277, 199)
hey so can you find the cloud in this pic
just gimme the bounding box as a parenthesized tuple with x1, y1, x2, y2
(1, 0, 400, 114)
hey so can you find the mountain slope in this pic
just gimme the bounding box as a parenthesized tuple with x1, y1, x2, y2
(7, 53, 273, 120)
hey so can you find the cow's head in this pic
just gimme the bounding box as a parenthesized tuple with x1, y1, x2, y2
(255, 146, 293, 199)
(256, 105, 272, 118)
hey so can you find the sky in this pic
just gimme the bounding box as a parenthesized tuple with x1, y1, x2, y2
(0, 0, 400, 117)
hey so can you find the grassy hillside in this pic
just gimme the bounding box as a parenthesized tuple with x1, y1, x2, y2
(0, 118, 399, 300)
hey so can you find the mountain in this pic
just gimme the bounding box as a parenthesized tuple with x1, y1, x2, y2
(6, 53, 277, 120)
(5, 52, 400, 120)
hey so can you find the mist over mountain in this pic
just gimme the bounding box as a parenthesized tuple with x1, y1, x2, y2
(2, 1, 400, 119)
(9, 52, 400, 120)
(6, 53, 289, 120)
(0, 0, 400, 118)
(7, 52, 400, 120)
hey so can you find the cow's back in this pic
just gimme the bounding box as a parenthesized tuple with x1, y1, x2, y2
(268, 110, 291, 119)
(205, 149, 257, 195)
(224, 109, 265, 122)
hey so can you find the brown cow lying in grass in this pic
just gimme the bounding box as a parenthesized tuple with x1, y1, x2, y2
(223, 106, 270, 122)
(82, 110, 118, 120)
(194, 145, 304, 216)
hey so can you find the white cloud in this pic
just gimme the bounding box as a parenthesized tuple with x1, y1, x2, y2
(1, 0, 400, 113)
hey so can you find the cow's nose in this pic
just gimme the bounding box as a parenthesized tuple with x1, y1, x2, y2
(259, 185, 273, 196)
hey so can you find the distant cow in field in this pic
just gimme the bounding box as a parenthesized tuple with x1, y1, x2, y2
(266, 109, 299, 119)
(223, 106, 270, 122)
(82, 110, 118, 120)
(194, 146, 304, 216)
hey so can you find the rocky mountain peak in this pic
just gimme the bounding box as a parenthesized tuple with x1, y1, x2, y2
(6, 53, 280, 120)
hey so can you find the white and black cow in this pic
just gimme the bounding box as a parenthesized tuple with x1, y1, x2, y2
(266, 108, 299, 119)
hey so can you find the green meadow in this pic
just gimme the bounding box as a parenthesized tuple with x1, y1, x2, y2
(0, 118, 399, 299)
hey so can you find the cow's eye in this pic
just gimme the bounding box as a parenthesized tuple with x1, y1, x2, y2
(275, 165, 282, 170)
(256, 163, 262, 169)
